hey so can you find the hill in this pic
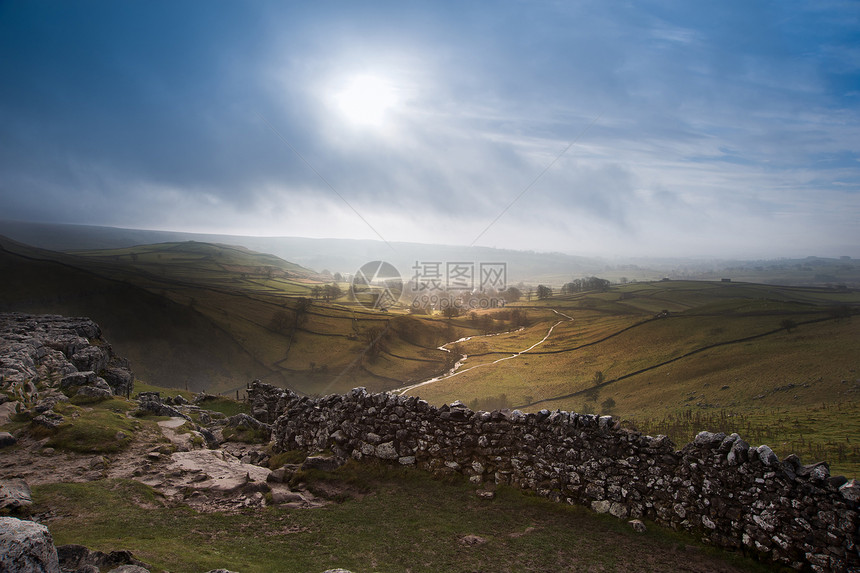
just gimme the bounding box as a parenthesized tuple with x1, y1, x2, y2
(3, 220, 860, 287)
(400, 281, 860, 476)
(2, 231, 858, 475)
(0, 236, 467, 395)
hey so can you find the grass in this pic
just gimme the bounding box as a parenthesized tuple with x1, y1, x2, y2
(0, 237, 453, 396)
(268, 449, 308, 469)
(629, 401, 860, 478)
(221, 426, 269, 444)
(194, 395, 249, 417)
(30, 402, 141, 454)
(408, 281, 860, 477)
(133, 381, 195, 402)
(32, 463, 780, 573)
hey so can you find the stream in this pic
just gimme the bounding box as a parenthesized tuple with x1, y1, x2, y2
(392, 309, 573, 396)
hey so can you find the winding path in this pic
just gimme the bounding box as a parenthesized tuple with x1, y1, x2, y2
(392, 308, 574, 395)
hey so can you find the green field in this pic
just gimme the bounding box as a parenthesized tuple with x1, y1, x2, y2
(406, 281, 860, 476)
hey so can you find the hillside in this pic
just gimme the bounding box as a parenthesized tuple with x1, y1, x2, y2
(3, 232, 858, 475)
(402, 281, 860, 476)
(0, 313, 784, 573)
(0, 236, 465, 395)
(0, 237, 269, 392)
(4, 220, 859, 286)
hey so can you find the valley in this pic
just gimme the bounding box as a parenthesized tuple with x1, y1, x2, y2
(1, 235, 858, 476)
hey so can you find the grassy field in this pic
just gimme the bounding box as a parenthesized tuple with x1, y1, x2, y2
(407, 281, 860, 476)
(31, 462, 779, 573)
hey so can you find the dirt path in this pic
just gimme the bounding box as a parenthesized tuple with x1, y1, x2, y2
(392, 308, 574, 395)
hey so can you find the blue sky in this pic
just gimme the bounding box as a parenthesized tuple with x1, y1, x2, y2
(1, 1, 858, 258)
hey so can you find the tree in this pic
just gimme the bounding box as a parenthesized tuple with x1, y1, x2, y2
(443, 306, 461, 319)
(294, 297, 312, 327)
(269, 310, 291, 333)
(780, 319, 797, 333)
(363, 326, 386, 362)
(323, 283, 343, 302)
(511, 308, 529, 328)
(501, 287, 522, 303)
(537, 285, 553, 299)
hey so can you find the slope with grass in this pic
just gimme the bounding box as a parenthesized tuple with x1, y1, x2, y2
(407, 281, 860, 476)
(0, 236, 476, 396)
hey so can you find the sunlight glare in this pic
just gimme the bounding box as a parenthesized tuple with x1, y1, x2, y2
(333, 75, 399, 127)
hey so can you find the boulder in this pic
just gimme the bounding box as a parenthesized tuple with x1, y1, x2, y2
(301, 455, 343, 472)
(60, 371, 99, 390)
(226, 413, 270, 431)
(32, 411, 64, 430)
(102, 367, 134, 397)
(224, 413, 272, 440)
(56, 544, 150, 572)
(0, 401, 22, 425)
(756, 444, 779, 466)
(0, 431, 17, 448)
(0, 478, 32, 511)
(693, 431, 726, 448)
(71, 345, 109, 373)
(137, 393, 191, 421)
(75, 385, 114, 401)
(0, 516, 60, 573)
(34, 391, 69, 413)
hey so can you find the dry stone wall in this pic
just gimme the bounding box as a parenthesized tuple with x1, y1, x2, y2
(259, 382, 860, 572)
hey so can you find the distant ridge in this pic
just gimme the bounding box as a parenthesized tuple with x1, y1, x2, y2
(0, 220, 602, 283)
(1, 220, 858, 287)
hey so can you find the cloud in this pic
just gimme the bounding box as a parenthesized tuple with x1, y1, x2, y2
(0, 1, 857, 258)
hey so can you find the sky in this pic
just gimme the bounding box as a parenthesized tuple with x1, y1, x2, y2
(1, 1, 859, 259)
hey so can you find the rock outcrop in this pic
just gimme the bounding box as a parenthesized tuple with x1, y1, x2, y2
(0, 313, 134, 405)
(0, 478, 33, 512)
(261, 383, 860, 572)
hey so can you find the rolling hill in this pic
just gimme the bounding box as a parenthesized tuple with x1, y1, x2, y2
(2, 230, 858, 475)
(0, 236, 467, 395)
(401, 281, 860, 475)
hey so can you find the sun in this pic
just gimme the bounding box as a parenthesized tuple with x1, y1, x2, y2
(333, 75, 399, 127)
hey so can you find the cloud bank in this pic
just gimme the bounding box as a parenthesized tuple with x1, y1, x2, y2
(1, 1, 858, 258)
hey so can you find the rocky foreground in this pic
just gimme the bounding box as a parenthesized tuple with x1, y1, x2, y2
(0, 313, 351, 573)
